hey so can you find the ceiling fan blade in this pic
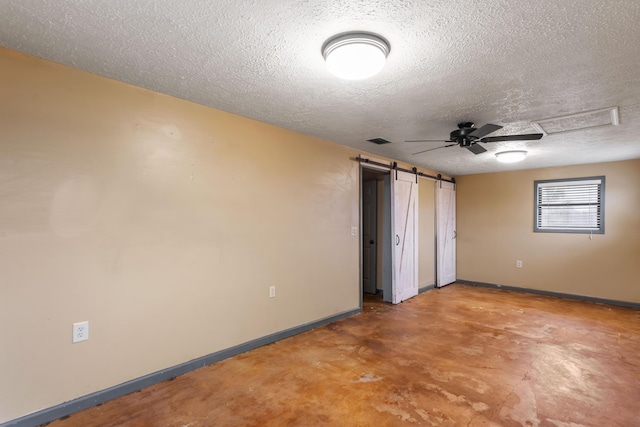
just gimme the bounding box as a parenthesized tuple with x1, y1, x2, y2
(405, 139, 450, 143)
(412, 143, 457, 155)
(480, 133, 544, 143)
(466, 144, 487, 155)
(468, 123, 502, 139)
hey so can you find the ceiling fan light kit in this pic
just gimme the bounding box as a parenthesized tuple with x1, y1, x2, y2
(322, 32, 390, 80)
(496, 150, 528, 163)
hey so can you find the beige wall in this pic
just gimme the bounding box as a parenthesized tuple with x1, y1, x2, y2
(0, 48, 367, 422)
(418, 178, 435, 287)
(457, 159, 640, 303)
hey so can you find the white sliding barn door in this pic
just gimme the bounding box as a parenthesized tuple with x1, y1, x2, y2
(436, 180, 456, 287)
(391, 171, 419, 303)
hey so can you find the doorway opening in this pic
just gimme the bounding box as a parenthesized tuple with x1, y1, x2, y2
(361, 166, 420, 305)
(361, 168, 391, 303)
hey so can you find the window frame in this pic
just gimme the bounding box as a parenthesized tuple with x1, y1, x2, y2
(533, 176, 605, 234)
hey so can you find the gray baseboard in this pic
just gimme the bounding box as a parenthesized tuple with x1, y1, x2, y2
(419, 284, 435, 294)
(456, 279, 640, 309)
(2, 308, 361, 427)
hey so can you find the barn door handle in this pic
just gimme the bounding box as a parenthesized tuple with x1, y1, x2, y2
(453, 231, 457, 239)
(395, 235, 400, 245)
(370, 240, 375, 244)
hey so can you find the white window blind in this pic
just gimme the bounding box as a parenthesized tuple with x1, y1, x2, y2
(534, 177, 605, 233)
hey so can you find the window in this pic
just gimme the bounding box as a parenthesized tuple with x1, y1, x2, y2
(534, 176, 605, 234)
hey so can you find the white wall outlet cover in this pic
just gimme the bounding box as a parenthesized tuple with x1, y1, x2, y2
(269, 286, 276, 298)
(73, 321, 89, 343)
(351, 226, 358, 236)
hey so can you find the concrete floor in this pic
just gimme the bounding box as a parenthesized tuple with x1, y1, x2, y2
(49, 284, 640, 426)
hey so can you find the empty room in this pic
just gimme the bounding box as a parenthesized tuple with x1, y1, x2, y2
(1, 1, 639, 426)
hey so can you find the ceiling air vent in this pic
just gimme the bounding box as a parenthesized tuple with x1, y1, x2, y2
(531, 106, 619, 136)
(367, 137, 392, 145)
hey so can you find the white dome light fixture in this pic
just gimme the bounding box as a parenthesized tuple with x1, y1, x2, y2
(322, 32, 390, 80)
(496, 150, 528, 163)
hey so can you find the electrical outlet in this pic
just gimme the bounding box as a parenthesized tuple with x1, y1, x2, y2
(351, 226, 358, 236)
(73, 321, 89, 343)
(516, 260, 523, 268)
(269, 286, 276, 298)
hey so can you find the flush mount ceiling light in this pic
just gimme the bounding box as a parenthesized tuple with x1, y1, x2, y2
(322, 32, 390, 80)
(496, 150, 528, 163)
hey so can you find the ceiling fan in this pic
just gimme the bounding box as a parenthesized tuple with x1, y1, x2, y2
(407, 122, 543, 155)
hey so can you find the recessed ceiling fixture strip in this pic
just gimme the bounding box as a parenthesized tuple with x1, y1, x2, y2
(531, 106, 619, 136)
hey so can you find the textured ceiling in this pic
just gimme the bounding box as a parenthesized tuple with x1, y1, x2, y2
(1, 0, 639, 176)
